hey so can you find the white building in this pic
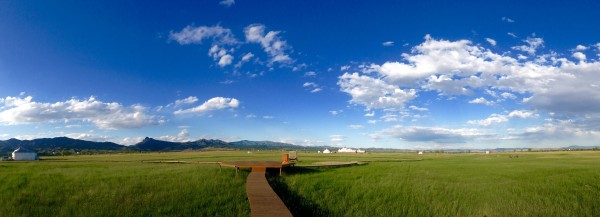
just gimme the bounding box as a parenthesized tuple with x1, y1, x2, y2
(322, 149, 331, 154)
(12, 147, 38, 161)
(338, 147, 356, 153)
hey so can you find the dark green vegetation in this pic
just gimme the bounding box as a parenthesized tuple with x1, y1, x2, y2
(1, 151, 599, 216)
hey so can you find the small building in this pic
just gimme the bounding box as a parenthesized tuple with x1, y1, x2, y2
(12, 147, 38, 161)
(338, 147, 356, 153)
(418, 151, 423, 155)
(323, 149, 331, 154)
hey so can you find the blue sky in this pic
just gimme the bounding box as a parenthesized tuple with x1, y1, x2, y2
(1, 0, 600, 149)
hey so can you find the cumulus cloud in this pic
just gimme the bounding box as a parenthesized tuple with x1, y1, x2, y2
(512, 36, 544, 55)
(337, 34, 600, 127)
(244, 24, 293, 64)
(338, 72, 416, 110)
(169, 25, 237, 45)
(382, 41, 394, 47)
(208, 45, 235, 67)
(174, 97, 239, 115)
(485, 38, 497, 46)
(0, 96, 164, 130)
(575, 45, 588, 51)
(572, 52, 586, 61)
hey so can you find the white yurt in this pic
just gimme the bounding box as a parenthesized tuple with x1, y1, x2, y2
(12, 147, 38, 160)
(323, 149, 331, 154)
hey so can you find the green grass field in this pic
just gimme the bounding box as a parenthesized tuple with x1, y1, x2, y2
(1, 151, 599, 216)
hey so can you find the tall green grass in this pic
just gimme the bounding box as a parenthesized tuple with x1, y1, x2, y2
(272, 151, 600, 216)
(1, 151, 599, 216)
(0, 160, 249, 217)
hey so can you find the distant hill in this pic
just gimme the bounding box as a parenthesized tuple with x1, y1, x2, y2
(229, 140, 298, 149)
(0, 137, 314, 155)
(131, 137, 232, 151)
(0, 137, 125, 155)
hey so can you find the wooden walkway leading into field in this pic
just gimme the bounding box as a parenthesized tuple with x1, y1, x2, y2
(219, 161, 293, 217)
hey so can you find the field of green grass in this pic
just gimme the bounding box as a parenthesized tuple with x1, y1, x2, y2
(1, 151, 599, 216)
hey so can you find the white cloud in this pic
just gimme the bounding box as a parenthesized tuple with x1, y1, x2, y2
(241, 52, 254, 61)
(338, 72, 416, 110)
(365, 111, 375, 117)
(378, 125, 488, 143)
(409, 105, 428, 111)
(330, 134, 346, 143)
(485, 38, 497, 46)
(468, 110, 537, 126)
(174, 96, 198, 107)
(235, 52, 255, 68)
(310, 88, 322, 93)
(340, 65, 351, 71)
(178, 129, 189, 137)
(244, 24, 293, 64)
(246, 114, 257, 118)
(507, 32, 518, 38)
(336, 35, 600, 133)
(263, 115, 274, 119)
(169, 25, 236, 45)
(381, 113, 398, 122)
(120, 137, 144, 145)
(219, 0, 235, 7)
(329, 110, 343, 116)
(348, 124, 364, 129)
(500, 92, 517, 99)
(303, 82, 321, 93)
(508, 110, 537, 119)
(382, 41, 394, 47)
(469, 97, 494, 106)
(218, 54, 234, 67)
(512, 36, 544, 55)
(502, 17, 515, 23)
(208, 45, 235, 67)
(575, 45, 588, 51)
(572, 52, 586, 61)
(467, 114, 508, 126)
(174, 97, 239, 115)
(304, 71, 317, 77)
(0, 96, 163, 130)
(64, 133, 114, 143)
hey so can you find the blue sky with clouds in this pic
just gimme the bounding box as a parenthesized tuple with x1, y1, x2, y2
(1, 0, 600, 149)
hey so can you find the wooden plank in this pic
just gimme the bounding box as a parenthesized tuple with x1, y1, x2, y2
(246, 167, 293, 217)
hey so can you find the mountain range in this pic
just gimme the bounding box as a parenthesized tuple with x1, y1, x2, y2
(0, 137, 317, 155)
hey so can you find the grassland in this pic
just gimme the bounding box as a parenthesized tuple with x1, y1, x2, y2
(1, 151, 600, 216)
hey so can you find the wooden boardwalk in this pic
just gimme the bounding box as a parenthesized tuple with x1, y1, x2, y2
(220, 161, 293, 217)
